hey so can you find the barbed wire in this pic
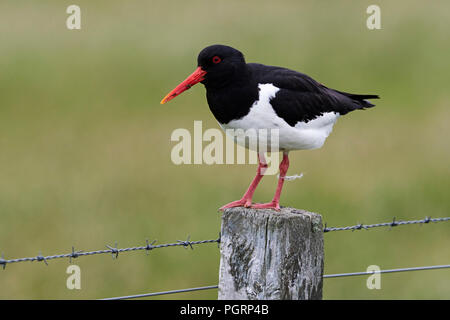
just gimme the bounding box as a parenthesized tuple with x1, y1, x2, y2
(323, 216, 450, 233)
(0, 234, 221, 270)
(101, 264, 450, 300)
(1, 215, 448, 270)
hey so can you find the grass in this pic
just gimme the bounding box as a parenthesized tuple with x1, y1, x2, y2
(0, 0, 449, 299)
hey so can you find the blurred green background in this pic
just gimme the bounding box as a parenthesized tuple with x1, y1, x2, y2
(0, 0, 449, 299)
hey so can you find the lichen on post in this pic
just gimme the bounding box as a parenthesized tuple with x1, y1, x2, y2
(218, 207, 324, 300)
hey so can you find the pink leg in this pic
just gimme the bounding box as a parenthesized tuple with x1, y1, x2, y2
(251, 151, 290, 211)
(219, 154, 268, 211)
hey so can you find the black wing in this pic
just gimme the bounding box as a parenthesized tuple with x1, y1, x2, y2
(248, 63, 379, 126)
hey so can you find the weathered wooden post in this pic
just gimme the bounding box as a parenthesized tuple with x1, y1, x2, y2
(218, 207, 324, 300)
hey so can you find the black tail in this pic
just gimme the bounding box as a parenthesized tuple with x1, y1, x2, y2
(335, 91, 379, 108)
(348, 94, 379, 100)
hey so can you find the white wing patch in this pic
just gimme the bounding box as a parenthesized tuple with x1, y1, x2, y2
(221, 83, 280, 130)
(220, 83, 340, 151)
(295, 112, 340, 141)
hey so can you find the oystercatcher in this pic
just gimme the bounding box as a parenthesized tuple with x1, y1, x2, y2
(161, 45, 378, 210)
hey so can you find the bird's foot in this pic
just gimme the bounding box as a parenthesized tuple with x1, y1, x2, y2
(219, 198, 252, 211)
(250, 201, 281, 211)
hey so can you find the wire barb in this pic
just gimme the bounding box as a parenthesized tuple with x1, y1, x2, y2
(389, 217, 398, 229)
(69, 247, 83, 263)
(145, 239, 157, 255)
(177, 235, 194, 250)
(0, 253, 6, 270)
(35, 252, 48, 266)
(217, 232, 221, 248)
(106, 242, 119, 259)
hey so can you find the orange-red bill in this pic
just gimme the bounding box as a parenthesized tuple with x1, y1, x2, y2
(160, 67, 207, 104)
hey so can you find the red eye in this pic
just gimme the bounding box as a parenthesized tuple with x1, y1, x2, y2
(212, 56, 222, 64)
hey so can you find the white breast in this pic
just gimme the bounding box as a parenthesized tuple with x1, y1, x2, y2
(220, 83, 339, 151)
